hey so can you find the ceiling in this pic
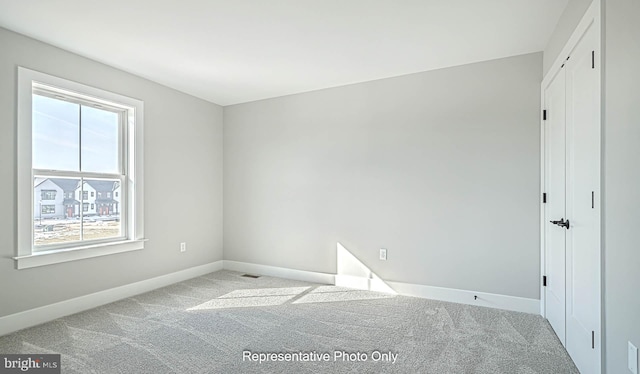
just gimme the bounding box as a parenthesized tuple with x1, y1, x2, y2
(0, 0, 567, 106)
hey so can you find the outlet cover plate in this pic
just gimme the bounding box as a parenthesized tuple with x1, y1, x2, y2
(379, 248, 387, 261)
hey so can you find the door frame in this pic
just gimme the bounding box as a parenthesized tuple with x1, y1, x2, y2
(540, 0, 602, 372)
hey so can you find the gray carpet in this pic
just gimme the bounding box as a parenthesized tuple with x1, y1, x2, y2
(0, 270, 578, 373)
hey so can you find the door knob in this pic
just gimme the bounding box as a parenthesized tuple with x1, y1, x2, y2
(550, 218, 570, 229)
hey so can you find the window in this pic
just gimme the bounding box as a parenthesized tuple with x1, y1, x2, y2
(115, 192, 119, 198)
(16, 67, 145, 269)
(107, 192, 112, 198)
(41, 190, 56, 200)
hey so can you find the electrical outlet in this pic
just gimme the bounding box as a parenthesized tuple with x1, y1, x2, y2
(629, 341, 638, 374)
(379, 248, 387, 261)
(180, 242, 187, 253)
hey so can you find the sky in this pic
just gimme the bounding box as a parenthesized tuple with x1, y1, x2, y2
(32, 94, 120, 174)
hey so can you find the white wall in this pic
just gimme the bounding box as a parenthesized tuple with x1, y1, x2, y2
(224, 53, 543, 299)
(603, 0, 640, 372)
(0, 27, 224, 318)
(544, 0, 593, 76)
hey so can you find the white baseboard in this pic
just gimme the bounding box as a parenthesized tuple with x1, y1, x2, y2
(0, 261, 223, 337)
(334, 274, 396, 294)
(387, 280, 539, 314)
(337, 274, 538, 314)
(223, 260, 335, 285)
(224, 262, 539, 314)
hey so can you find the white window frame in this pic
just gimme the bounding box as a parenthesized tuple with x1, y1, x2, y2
(40, 190, 57, 200)
(15, 67, 145, 269)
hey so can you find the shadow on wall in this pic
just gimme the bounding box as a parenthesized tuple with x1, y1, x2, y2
(336, 242, 396, 294)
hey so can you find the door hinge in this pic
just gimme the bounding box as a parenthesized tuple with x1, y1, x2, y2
(592, 191, 595, 209)
(543, 193, 547, 204)
(543, 110, 547, 121)
(592, 51, 595, 69)
(592, 331, 595, 349)
(543, 276, 547, 287)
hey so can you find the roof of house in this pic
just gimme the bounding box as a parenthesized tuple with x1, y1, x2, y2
(48, 178, 80, 192)
(84, 180, 120, 192)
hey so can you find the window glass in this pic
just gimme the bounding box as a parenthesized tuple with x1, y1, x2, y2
(81, 106, 120, 173)
(32, 95, 79, 171)
(83, 179, 122, 241)
(41, 190, 56, 200)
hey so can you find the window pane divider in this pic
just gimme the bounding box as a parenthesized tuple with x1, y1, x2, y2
(33, 169, 124, 180)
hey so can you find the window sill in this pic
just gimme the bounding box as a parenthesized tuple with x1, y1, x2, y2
(13, 239, 147, 270)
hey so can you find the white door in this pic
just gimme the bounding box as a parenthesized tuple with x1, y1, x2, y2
(544, 67, 567, 345)
(565, 22, 600, 374)
(544, 17, 601, 374)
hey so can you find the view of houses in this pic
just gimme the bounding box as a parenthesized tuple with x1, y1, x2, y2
(33, 178, 121, 220)
(33, 178, 122, 246)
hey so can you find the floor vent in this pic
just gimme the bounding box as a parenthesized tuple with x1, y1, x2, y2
(242, 274, 260, 279)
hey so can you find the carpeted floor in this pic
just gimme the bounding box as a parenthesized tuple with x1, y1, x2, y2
(0, 270, 578, 373)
